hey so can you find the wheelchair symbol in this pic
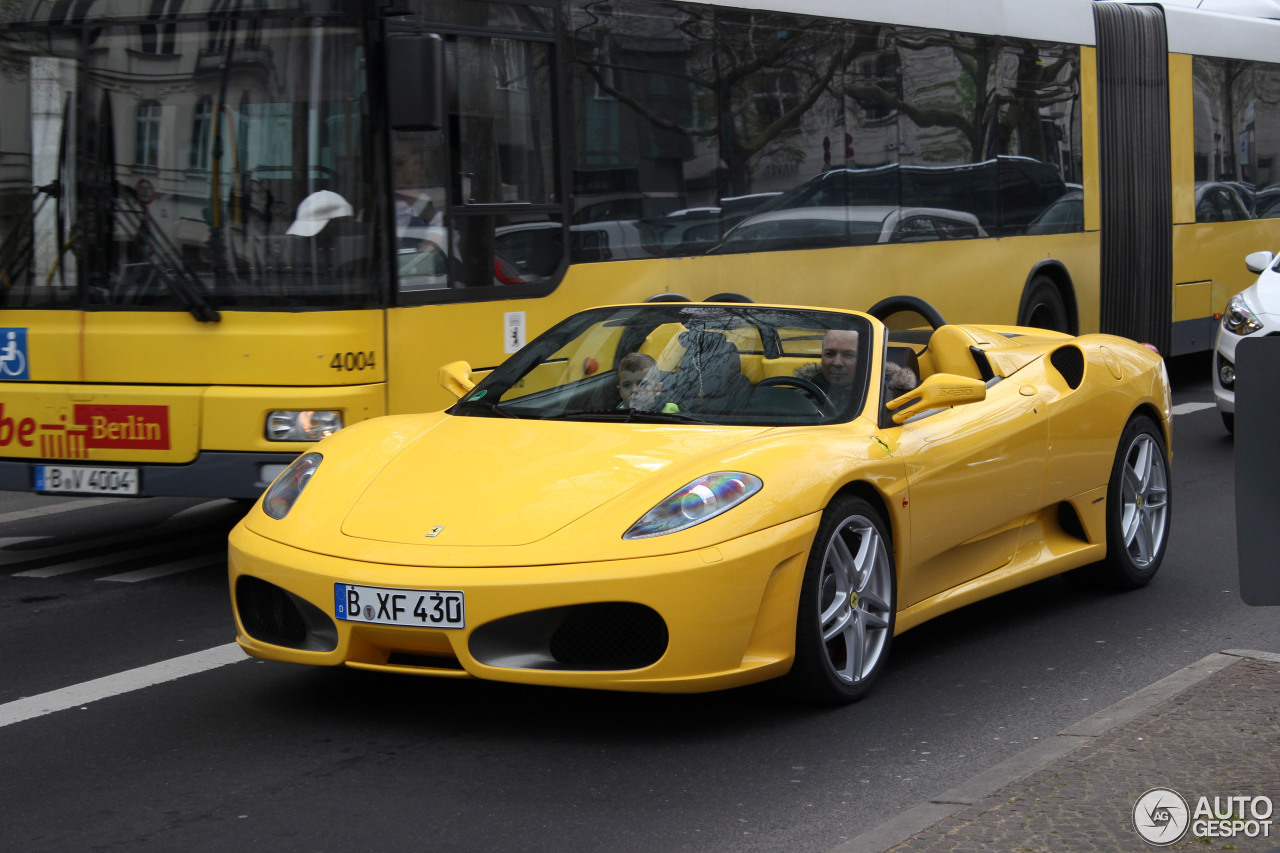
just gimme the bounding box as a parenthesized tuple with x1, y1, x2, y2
(1, 330, 29, 379)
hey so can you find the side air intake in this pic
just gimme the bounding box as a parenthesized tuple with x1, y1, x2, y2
(1050, 346, 1085, 389)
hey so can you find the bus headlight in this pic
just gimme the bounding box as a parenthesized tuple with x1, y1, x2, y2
(265, 410, 343, 441)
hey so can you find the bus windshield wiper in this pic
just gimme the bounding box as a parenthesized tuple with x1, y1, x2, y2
(115, 189, 221, 322)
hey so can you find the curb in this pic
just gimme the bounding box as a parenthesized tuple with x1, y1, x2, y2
(829, 649, 1280, 853)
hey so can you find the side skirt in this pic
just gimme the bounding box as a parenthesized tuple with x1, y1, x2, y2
(894, 500, 1106, 635)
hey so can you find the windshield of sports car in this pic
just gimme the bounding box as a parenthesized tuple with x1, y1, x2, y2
(453, 304, 872, 426)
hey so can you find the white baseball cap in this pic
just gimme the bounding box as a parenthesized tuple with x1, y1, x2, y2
(286, 190, 354, 237)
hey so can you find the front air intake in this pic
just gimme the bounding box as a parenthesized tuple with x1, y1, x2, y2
(548, 603, 669, 669)
(470, 602, 669, 671)
(236, 576, 338, 651)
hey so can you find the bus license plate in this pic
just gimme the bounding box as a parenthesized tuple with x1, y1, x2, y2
(335, 583, 465, 629)
(35, 465, 139, 495)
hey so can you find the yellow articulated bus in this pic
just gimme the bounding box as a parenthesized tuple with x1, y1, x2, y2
(1, 0, 1278, 499)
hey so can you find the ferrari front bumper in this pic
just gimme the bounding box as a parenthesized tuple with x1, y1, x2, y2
(228, 513, 821, 693)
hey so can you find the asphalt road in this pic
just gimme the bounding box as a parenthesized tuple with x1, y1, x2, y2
(1, 354, 1275, 853)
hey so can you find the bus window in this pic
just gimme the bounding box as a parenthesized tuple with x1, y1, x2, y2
(565, 2, 1080, 258)
(0, 19, 379, 312)
(1193, 56, 1267, 223)
(392, 23, 563, 295)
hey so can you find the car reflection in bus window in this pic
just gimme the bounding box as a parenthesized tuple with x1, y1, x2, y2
(1195, 182, 1254, 223)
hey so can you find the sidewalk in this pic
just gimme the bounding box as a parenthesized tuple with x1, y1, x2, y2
(835, 650, 1280, 853)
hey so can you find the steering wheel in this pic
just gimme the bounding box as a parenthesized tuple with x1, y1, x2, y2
(755, 375, 834, 414)
(866, 295, 947, 330)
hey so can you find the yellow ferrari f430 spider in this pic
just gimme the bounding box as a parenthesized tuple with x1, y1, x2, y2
(229, 299, 1171, 704)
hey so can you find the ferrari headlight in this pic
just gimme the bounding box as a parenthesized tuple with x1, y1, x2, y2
(266, 410, 343, 441)
(1223, 294, 1263, 336)
(623, 472, 762, 539)
(262, 452, 322, 519)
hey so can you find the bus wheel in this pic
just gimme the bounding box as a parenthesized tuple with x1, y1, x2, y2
(1019, 275, 1069, 333)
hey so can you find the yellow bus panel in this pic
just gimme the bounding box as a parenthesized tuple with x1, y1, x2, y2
(0, 383, 203, 463)
(1174, 221, 1273, 316)
(81, 310, 386, 386)
(1167, 53, 1197, 225)
(1, 311, 82, 382)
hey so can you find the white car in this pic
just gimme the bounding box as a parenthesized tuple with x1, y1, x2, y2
(1213, 249, 1280, 433)
(706, 205, 987, 254)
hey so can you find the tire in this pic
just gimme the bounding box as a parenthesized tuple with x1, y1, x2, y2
(1019, 275, 1070, 333)
(1221, 411, 1235, 435)
(1078, 414, 1171, 589)
(785, 495, 896, 704)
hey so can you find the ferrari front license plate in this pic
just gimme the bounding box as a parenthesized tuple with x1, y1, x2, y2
(35, 465, 139, 495)
(335, 583, 465, 629)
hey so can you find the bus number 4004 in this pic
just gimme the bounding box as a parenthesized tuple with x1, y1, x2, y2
(331, 351, 376, 371)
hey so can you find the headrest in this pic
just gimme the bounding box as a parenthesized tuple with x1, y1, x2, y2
(679, 329, 739, 360)
(671, 330, 748, 406)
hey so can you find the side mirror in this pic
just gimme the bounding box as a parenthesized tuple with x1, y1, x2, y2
(439, 360, 475, 399)
(886, 373, 987, 425)
(1245, 251, 1274, 274)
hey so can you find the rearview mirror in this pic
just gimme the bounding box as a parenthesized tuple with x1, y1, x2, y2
(439, 360, 475, 399)
(886, 373, 987, 424)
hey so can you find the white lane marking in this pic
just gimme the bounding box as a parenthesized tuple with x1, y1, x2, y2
(3, 500, 230, 568)
(1, 536, 117, 566)
(98, 555, 224, 583)
(0, 536, 49, 549)
(2, 533, 142, 567)
(0, 643, 246, 729)
(168, 499, 238, 521)
(0, 497, 128, 525)
(1172, 401, 1216, 416)
(13, 537, 220, 578)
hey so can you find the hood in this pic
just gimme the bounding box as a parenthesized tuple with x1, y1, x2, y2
(340, 416, 768, 547)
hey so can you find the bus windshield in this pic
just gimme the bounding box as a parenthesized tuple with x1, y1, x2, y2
(0, 17, 379, 314)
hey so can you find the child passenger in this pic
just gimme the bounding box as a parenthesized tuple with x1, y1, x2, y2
(617, 352, 664, 410)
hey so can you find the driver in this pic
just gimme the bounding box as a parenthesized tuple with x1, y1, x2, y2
(794, 328, 917, 405)
(793, 329, 859, 408)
